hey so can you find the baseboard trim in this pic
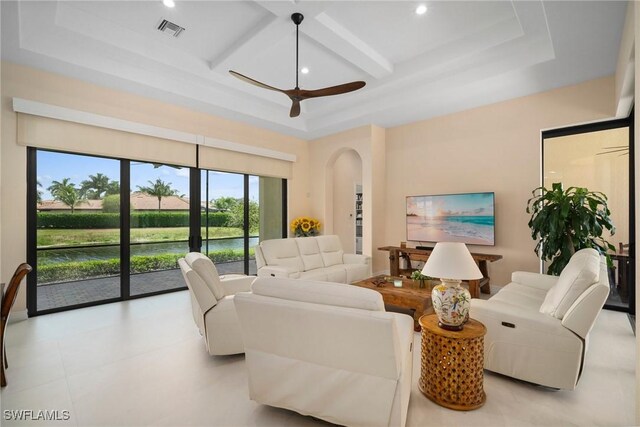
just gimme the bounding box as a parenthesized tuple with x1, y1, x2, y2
(8, 310, 28, 324)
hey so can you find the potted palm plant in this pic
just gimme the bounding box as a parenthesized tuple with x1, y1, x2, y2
(527, 183, 616, 275)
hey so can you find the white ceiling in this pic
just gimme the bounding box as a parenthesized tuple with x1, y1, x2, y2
(1, 1, 628, 139)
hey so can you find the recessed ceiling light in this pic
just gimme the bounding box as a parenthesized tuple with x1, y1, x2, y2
(163, 0, 175, 8)
(415, 4, 427, 15)
(301, 67, 309, 74)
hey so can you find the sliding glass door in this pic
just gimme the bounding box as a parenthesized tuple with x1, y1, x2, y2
(129, 161, 191, 296)
(31, 150, 122, 312)
(28, 148, 287, 315)
(200, 171, 285, 275)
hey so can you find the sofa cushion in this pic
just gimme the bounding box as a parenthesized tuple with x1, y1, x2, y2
(295, 237, 325, 271)
(299, 270, 329, 282)
(252, 277, 385, 311)
(260, 238, 304, 273)
(316, 235, 345, 267)
(185, 252, 225, 300)
(323, 265, 347, 283)
(491, 285, 545, 311)
(539, 248, 600, 319)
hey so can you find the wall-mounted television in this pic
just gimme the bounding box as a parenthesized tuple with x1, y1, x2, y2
(406, 192, 495, 246)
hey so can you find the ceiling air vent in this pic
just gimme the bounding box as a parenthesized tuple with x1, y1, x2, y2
(157, 19, 185, 37)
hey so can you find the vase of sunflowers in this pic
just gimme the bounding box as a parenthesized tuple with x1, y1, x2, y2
(291, 217, 321, 237)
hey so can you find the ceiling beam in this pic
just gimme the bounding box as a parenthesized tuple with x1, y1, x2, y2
(304, 12, 393, 79)
(209, 14, 289, 72)
(253, 1, 393, 79)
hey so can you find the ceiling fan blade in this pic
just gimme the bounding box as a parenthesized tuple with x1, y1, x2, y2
(229, 70, 285, 93)
(289, 99, 301, 118)
(299, 81, 366, 99)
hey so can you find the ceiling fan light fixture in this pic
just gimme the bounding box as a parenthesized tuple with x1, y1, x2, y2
(415, 4, 428, 15)
(162, 0, 175, 8)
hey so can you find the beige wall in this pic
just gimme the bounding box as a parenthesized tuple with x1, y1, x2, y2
(309, 125, 387, 272)
(1, 61, 310, 312)
(384, 76, 616, 286)
(332, 150, 362, 254)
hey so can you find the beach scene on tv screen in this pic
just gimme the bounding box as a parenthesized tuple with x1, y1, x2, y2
(406, 193, 495, 245)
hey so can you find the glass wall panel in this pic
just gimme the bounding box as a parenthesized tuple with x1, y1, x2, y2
(543, 125, 633, 312)
(201, 170, 247, 274)
(35, 151, 121, 311)
(129, 162, 190, 296)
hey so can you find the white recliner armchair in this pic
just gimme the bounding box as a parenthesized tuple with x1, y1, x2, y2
(178, 252, 255, 356)
(471, 248, 609, 390)
(234, 277, 414, 427)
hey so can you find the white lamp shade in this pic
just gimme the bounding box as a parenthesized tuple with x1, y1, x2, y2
(421, 242, 482, 280)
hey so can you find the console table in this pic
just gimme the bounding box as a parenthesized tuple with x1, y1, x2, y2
(378, 246, 502, 298)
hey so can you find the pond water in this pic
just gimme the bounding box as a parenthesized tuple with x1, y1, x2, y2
(38, 237, 259, 264)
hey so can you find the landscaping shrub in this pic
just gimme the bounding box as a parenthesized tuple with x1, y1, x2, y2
(37, 211, 231, 229)
(37, 248, 253, 283)
(102, 195, 120, 213)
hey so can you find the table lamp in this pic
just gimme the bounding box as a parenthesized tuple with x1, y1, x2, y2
(422, 242, 482, 330)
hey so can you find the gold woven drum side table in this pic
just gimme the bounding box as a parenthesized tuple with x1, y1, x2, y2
(418, 314, 487, 411)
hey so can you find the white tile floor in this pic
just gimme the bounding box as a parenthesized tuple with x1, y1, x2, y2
(0, 290, 635, 427)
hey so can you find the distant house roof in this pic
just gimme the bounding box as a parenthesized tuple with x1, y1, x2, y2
(130, 192, 190, 211)
(37, 199, 102, 211)
(38, 193, 190, 211)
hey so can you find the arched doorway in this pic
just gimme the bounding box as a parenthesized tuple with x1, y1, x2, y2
(327, 149, 363, 253)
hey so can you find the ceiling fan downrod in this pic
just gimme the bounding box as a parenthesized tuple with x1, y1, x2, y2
(292, 13, 304, 90)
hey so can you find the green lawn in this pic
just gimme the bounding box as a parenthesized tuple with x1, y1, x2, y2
(37, 227, 244, 247)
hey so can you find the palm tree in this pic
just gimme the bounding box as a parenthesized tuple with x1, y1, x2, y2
(137, 179, 178, 211)
(80, 173, 111, 199)
(47, 178, 84, 213)
(105, 181, 120, 196)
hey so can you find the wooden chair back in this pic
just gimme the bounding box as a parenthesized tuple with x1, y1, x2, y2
(1, 263, 32, 321)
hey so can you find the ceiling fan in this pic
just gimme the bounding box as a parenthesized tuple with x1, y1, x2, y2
(229, 13, 366, 118)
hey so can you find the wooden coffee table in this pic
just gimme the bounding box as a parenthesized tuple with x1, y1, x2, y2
(351, 275, 436, 331)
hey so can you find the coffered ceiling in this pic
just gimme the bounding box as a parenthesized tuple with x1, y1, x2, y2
(1, 1, 628, 139)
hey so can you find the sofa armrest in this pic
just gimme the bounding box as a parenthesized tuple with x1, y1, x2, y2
(343, 253, 371, 265)
(257, 266, 299, 278)
(561, 283, 609, 339)
(511, 271, 559, 291)
(220, 275, 256, 296)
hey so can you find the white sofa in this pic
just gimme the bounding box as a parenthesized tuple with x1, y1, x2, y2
(471, 248, 609, 390)
(254, 235, 371, 283)
(178, 252, 255, 356)
(234, 277, 414, 427)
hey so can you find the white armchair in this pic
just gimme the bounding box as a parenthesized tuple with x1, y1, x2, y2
(234, 277, 414, 427)
(471, 248, 609, 390)
(178, 252, 255, 356)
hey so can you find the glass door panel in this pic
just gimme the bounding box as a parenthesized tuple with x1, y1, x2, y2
(201, 170, 246, 274)
(129, 162, 190, 296)
(35, 151, 121, 311)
